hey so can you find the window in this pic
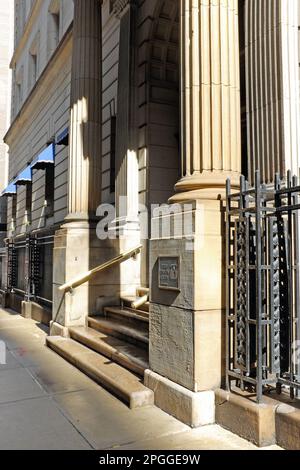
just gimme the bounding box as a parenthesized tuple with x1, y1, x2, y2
(45, 165, 55, 218)
(48, 0, 60, 57)
(28, 32, 40, 90)
(25, 183, 32, 225)
(11, 195, 17, 233)
(15, 66, 24, 113)
(29, 52, 37, 83)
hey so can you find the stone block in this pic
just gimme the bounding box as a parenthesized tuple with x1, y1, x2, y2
(276, 403, 300, 450)
(215, 389, 276, 447)
(145, 369, 215, 428)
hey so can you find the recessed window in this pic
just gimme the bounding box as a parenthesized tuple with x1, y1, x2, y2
(45, 165, 55, 218)
(11, 195, 17, 233)
(29, 52, 37, 83)
(15, 66, 24, 113)
(28, 32, 40, 90)
(48, 0, 60, 57)
(25, 183, 32, 225)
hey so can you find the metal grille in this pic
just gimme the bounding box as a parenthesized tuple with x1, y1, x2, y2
(6, 233, 54, 304)
(7, 240, 17, 290)
(226, 171, 300, 401)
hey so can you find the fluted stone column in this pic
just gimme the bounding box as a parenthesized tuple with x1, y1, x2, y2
(67, 0, 102, 220)
(51, 0, 104, 335)
(245, 0, 300, 184)
(173, 0, 241, 200)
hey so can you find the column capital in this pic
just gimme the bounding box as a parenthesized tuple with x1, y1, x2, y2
(112, 0, 135, 18)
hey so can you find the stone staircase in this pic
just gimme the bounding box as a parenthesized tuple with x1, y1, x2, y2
(46, 288, 152, 409)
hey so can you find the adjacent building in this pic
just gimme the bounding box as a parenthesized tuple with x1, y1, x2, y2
(1, 0, 300, 434)
(0, 2, 14, 290)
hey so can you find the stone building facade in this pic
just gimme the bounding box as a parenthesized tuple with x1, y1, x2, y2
(0, 2, 14, 286)
(1, 0, 300, 435)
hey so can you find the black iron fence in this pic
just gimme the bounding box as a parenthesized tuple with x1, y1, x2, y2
(226, 170, 300, 401)
(6, 233, 54, 304)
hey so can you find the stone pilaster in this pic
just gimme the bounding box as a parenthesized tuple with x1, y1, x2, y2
(173, 0, 241, 200)
(245, 0, 300, 183)
(114, 0, 138, 225)
(113, 0, 141, 296)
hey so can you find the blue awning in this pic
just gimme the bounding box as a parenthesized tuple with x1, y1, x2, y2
(15, 166, 32, 185)
(31, 143, 55, 170)
(56, 128, 69, 146)
(1, 182, 17, 197)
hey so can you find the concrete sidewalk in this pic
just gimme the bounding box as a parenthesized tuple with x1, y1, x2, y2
(0, 308, 281, 450)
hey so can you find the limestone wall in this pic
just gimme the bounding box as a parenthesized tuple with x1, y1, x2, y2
(6, 34, 72, 236)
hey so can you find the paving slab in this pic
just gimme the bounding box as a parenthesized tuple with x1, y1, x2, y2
(0, 350, 23, 371)
(11, 342, 67, 368)
(0, 323, 47, 350)
(0, 396, 91, 450)
(116, 425, 282, 451)
(53, 388, 189, 449)
(0, 367, 46, 404)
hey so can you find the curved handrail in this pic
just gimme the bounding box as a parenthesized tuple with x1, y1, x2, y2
(59, 245, 142, 292)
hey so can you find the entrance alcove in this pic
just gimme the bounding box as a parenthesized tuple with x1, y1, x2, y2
(136, 0, 180, 285)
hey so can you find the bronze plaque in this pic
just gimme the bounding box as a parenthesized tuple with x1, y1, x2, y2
(158, 256, 180, 291)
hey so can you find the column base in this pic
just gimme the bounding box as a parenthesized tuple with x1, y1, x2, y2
(171, 171, 240, 201)
(50, 320, 69, 337)
(145, 369, 215, 428)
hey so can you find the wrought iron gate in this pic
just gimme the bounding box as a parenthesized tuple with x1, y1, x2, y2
(226, 171, 300, 401)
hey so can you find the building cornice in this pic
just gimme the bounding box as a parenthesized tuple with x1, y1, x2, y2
(10, 0, 43, 69)
(4, 24, 73, 144)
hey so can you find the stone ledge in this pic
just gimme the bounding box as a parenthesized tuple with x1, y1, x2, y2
(144, 369, 215, 428)
(21, 301, 52, 326)
(215, 389, 277, 447)
(276, 402, 300, 450)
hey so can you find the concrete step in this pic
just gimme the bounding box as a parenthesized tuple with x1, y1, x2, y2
(88, 316, 149, 350)
(104, 306, 149, 324)
(137, 301, 149, 313)
(69, 326, 148, 376)
(122, 305, 149, 318)
(46, 336, 153, 409)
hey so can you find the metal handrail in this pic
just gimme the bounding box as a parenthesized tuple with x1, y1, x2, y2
(59, 245, 142, 292)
